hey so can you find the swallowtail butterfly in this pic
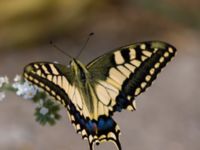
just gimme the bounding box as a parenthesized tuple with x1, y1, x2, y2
(23, 41, 176, 150)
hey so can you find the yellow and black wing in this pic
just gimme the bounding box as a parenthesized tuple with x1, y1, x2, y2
(23, 41, 176, 150)
(87, 41, 176, 114)
(23, 62, 121, 150)
(78, 41, 177, 150)
(23, 62, 74, 106)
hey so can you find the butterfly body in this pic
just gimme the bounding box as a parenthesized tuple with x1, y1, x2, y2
(69, 59, 97, 119)
(23, 41, 176, 150)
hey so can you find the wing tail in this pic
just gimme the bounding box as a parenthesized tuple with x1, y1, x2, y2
(67, 101, 121, 150)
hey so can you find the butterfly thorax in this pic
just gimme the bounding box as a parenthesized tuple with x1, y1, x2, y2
(70, 59, 98, 120)
(70, 59, 90, 85)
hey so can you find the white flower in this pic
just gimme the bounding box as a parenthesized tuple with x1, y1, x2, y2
(13, 81, 37, 100)
(0, 92, 5, 101)
(40, 107, 49, 115)
(12, 82, 19, 89)
(14, 75, 21, 82)
(0, 76, 9, 88)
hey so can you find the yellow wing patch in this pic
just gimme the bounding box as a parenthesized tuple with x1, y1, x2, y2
(114, 51, 125, 64)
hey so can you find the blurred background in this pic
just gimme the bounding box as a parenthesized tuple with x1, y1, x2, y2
(0, 0, 200, 150)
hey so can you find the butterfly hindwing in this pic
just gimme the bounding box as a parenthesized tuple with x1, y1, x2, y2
(67, 101, 121, 150)
(87, 41, 176, 114)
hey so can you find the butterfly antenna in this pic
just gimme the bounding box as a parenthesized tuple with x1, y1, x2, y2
(76, 32, 94, 59)
(50, 41, 73, 59)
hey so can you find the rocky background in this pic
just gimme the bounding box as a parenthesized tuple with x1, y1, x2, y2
(0, 0, 200, 150)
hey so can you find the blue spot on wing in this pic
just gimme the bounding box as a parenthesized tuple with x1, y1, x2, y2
(97, 116, 115, 133)
(85, 120, 94, 133)
(67, 101, 117, 135)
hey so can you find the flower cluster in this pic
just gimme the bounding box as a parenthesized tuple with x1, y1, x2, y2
(0, 75, 61, 125)
(35, 98, 61, 125)
(13, 79, 37, 99)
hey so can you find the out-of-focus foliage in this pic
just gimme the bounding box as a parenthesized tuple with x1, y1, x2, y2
(0, 0, 199, 50)
(131, 0, 200, 28)
(0, 0, 103, 50)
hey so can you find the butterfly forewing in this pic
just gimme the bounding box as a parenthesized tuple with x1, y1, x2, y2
(23, 62, 74, 105)
(87, 41, 176, 113)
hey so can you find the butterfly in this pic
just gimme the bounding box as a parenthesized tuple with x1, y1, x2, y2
(23, 41, 176, 150)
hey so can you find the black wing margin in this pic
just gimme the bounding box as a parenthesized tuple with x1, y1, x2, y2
(87, 41, 177, 114)
(23, 62, 74, 106)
